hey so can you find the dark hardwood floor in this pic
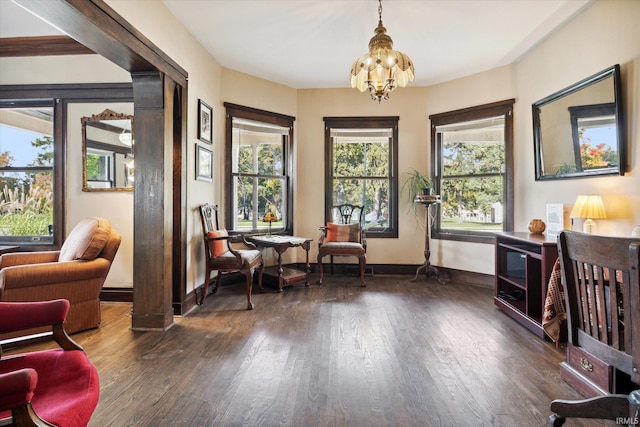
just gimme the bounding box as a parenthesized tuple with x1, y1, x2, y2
(11, 275, 615, 426)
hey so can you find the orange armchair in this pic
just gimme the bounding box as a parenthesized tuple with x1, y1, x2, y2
(0, 217, 121, 336)
(0, 299, 100, 427)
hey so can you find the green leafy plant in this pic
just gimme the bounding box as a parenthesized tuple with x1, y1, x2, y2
(401, 168, 433, 219)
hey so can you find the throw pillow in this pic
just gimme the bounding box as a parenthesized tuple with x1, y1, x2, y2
(326, 223, 360, 242)
(59, 217, 111, 262)
(207, 229, 229, 258)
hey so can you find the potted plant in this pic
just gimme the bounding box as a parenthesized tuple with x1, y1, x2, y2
(401, 168, 433, 218)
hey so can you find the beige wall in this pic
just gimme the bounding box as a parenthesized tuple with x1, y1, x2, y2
(514, 0, 640, 241)
(2, 0, 638, 290)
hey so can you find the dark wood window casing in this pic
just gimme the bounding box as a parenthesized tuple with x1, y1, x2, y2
(430, 99, 515, 244)
(224, 102, 295, 235)
(323, 116, 399, 239)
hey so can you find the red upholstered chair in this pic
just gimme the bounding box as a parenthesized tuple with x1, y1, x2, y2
(0, 299, 99, 427)
(317, 204, 367, 287)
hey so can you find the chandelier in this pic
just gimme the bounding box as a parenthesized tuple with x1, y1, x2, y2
(350, 0, 415, 103)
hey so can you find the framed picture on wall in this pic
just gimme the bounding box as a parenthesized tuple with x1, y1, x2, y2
(198, 99, 213, 143)
(196, 144, 213, 182)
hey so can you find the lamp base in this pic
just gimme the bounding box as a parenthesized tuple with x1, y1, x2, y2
(583, 218, 597, 234)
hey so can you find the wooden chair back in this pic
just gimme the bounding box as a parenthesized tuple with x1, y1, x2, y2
(200, 203, 220, 235)
(329, 204, 364, 225)
(549, 231, 640, 425)
(558, 230, 640, 383)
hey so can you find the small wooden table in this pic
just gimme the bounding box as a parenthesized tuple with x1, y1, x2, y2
(0, 246, 19, 255)
(245, 235, 312, 292)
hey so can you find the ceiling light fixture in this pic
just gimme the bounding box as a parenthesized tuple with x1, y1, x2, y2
(119, 128, 132, 146)
(350, 0, 415, 103)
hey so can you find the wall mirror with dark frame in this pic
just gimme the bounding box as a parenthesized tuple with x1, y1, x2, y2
(532, 64, 624, 180)
(81, 108, 134, 191)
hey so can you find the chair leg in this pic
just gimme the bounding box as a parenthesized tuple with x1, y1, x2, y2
(256, 260, 264, 293)
(244, 268, 254, 310)
(359, 255, 366, 287)
(317, 253, 324, 284)
(330, 255, 334, 275)
(199, 267, 212, 305)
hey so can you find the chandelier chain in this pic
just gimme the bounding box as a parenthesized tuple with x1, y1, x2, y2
(378, 0, 383, 23)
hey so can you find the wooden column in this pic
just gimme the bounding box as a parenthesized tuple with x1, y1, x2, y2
(131, 71, 174, 330)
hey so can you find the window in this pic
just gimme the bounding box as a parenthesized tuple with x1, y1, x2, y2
(323, 117, 399, 238)
(0, 102, 55, 244)
(224, 103, 294, 234)
(1, 83, 133, 248)
(430, 100, 514, 243)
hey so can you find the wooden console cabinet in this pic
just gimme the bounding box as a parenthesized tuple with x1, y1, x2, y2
(494, 232, 558, 338)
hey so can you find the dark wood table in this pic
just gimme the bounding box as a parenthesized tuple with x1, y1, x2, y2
(0, 246, 19, 255)
(245, 235, 312, 292)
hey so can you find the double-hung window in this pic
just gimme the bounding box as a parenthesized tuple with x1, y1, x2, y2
(0, 101, 55, 244)
(225, 103, 294, 234)
(430, 100, 514, 243)
(323, 117, 398, 238)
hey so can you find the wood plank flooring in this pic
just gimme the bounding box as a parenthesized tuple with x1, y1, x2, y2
(8, 275, 615, 426)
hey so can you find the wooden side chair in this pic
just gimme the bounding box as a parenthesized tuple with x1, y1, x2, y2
(317, 204, 367, 287)
(0, 299, 100, 427)
(198, 203, 263, 309)
(549, 231, 640, 426)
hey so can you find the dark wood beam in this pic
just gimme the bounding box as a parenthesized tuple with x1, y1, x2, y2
(0, 35, 95, 57)
(13, 0, 187, 87)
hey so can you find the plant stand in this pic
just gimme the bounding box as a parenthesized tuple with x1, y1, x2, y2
(411, 198, 445, 284)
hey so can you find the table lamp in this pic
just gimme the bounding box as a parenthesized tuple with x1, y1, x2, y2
(262, 211, 278, 236)
(570, 194, 606, 234)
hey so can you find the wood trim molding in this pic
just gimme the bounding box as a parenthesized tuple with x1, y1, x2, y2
(0, 36, 95, 57)
(13, 0, 188, 86)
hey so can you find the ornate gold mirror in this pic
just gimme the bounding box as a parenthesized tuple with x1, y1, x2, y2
(81, 109, 134, 191)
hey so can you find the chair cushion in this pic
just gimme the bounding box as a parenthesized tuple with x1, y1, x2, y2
(213, 249, 261, 264)
(0, 349, 99, 427)
(326, 223, 359, 242)
(59, 217, 111, 262)
(207, 229, 229, 258)
(319, 241, 365, 252)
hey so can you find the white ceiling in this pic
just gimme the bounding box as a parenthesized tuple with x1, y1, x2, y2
(2, 0, 593, 89)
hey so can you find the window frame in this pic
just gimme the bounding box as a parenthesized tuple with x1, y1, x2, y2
(0, 99, 55, 245)
(224, 102, 295, 235)
(323, 116, 399, 239)
(430, 99, 514, 244)
(0, 83, 133, 249)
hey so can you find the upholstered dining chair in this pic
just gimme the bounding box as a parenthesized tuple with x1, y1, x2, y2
(198, 203, 264, 309)
(0, 299, 100, 427)
(549, 231, 640, 426)
(317, 204, 367, 287)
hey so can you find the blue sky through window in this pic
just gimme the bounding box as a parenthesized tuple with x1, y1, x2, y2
(0, 125, 44, 166)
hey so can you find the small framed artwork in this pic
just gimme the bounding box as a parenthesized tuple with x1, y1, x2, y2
(196, 144, 213, 182)
(197, 99, 213, 143)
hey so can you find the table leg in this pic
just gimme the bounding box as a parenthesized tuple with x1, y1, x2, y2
(276, 248, 285, 292)
(302, 240, 311, 286)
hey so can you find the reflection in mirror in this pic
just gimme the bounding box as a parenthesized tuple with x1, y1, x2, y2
(82, 109, 134, 191)
(532, 64, 624, 180)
